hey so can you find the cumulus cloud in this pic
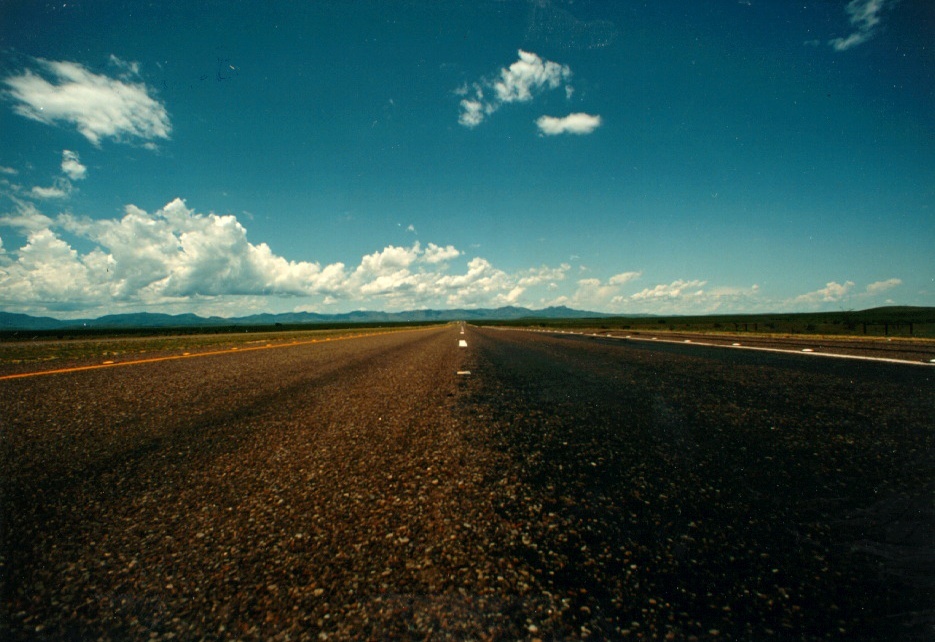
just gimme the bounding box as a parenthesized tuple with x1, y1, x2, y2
(536, 112, 602, 136)
(457, 50, 572, 128)
(865, 278, 902, 295)
(608, 271, 642, 286)
(20, 150, 87, 201)
(517, 264, 570, 288)
(54, 198, 343, 299)
(0, 202, 55, 231)
(537, 273, 764, 315)
(793, 281, 855, 304)
(458, 99, 486, 128)
(493, 50, 572, 104)
(0, 166, 18, 176)
(2, 57, 171, 145)
(830, 0, 893, 51)
(434, 257, 519, 307)
(0, 228, 109, 308)
(423, 242, 461, 264)
(554, 270, 641, 311)
(0, 198, 573, 315)
(630, 279, 707, 301)
(60, 150, 87, 180)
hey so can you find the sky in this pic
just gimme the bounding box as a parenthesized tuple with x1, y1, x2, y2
(0, 0, 932, 318)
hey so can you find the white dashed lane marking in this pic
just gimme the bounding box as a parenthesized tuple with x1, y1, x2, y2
(459, 340, 468, 348)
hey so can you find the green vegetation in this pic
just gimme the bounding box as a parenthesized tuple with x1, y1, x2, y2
(478, 306, 935, 339)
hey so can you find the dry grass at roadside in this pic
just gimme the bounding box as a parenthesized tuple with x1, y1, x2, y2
(0, 327, 413, 372)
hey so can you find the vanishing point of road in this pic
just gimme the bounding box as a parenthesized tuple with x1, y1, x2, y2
(2, 324, 932, 640)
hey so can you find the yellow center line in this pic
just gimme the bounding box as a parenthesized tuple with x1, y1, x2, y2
(0, 327, 434, 381)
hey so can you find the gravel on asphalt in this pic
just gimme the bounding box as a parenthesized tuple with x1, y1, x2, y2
(2, 325, 932, 640)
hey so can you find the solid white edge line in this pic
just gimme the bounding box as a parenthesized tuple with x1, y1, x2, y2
(525, 329, 934, 367)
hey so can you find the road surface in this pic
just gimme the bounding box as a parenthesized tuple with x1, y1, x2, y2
(2, 325, 932, 640)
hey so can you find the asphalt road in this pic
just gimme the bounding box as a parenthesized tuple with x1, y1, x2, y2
(1, 325, 932, 640)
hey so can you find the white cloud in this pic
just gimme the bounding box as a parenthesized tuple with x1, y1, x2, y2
(54, 198, 344, 300)
(3, 57, 171, 145)
(423, 242, 460, 264)
(830, 0, 892, 51)
(608, 271, 642, 286)
(630, 279, 707, 301)
(793, 280, 855, 304)
(60, 150, 87, 180)
(457, 50, 572, 128)
(0, 202, 55, 231)
(108, 54, 141, 78)
(517, 264, 570, 287)
(572, 277, 616, 307)
(0, 198, 576, 315)
(435, 257, 517, 307)
(537, 273, 765, 315)
(0, 166, 18, 176)
(19, 150, 86, 201)
(553, 270, 641, 311)
(493, 50, 572, 104)
(0, 228, 111, 308)
(536, 112, 602, 136)
(30, 183, 71, 200)
(865, 278, 901, 295)
(458, 99, 486, 128)
(0, 197, 790, 318)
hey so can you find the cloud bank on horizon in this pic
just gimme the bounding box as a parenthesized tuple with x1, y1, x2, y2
(0, 1, 928, 318)
(0, 197, 567, 315)
(0, 195, 906, 318)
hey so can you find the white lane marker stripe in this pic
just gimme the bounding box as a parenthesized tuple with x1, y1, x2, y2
(459, 340, 468, 347)
(529, 329, 933, 367)
(457, 370, 471, 375)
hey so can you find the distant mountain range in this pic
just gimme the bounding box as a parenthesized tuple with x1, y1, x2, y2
(0, 306, 615, 331)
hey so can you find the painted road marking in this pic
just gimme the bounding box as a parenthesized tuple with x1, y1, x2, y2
(526, 328, 934, 367)
(457, 370, 471, 375)
(459, 340, 468, 348)
(0, 327, 433, 381)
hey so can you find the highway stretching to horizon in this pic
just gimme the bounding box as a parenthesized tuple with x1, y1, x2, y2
(2, 324, 932, 640)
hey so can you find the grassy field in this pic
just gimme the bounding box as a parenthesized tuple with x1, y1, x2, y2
(480, 306, 935, 339)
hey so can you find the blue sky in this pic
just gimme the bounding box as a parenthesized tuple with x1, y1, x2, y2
(1, 0, 932, 318)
